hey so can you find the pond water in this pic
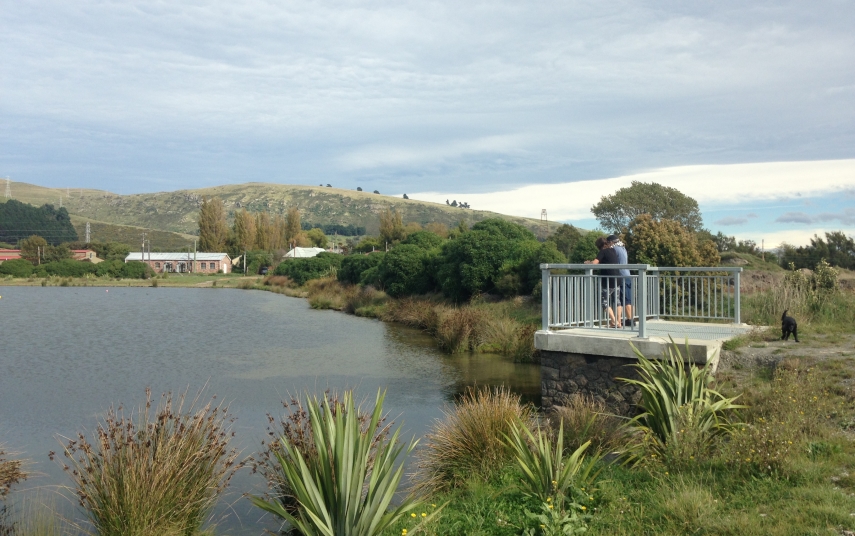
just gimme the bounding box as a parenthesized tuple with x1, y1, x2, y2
(0, 286, 540, 534)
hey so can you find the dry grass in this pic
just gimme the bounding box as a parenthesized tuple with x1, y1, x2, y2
(0, 446, 26, 500)
(550, 395, 629, 454)
(412, 386, 535, 494)
(58, 388, 242, 536)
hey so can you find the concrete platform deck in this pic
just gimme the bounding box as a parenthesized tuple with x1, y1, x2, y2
(535, 320, 756, 367)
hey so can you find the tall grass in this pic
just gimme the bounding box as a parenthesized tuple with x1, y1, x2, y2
(250, 390, 416, 536)
(550, 395, 629, 454)
(59, 388, 241, 536)
(412, 386, 535, 494)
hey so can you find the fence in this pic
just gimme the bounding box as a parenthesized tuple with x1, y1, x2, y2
(540, 264, 742, 338)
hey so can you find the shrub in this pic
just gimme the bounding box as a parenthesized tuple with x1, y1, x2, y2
(40, 259, 98, 278)
(401, 230, 444, 250)
(95, 259, 125, 278)
(620, 340, 743, 463)
(250, 390, 416, 536)
(274, 252, 343, 285)
(59, 388, 241, 536)
(413, 386, 535, 494)
(338, 253, 384, 285)
(377, 244, 435, 297)
(437, 230, 521, 301)
(0, 259, 33, 278)
(120, 261, 154, 279)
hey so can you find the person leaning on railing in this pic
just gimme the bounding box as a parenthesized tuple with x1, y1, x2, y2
(585, 236, 623, 328)
(608, 234, 634, 326)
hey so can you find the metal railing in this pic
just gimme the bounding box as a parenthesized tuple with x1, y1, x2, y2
(540, 264, 742, 338)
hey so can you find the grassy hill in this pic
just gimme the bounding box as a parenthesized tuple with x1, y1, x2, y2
(7, 181, 548, 238)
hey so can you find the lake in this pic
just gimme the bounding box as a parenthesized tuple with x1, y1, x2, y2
(0, 286, 539, 534)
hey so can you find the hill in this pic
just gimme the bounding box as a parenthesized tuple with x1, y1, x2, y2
(6, 181, 548, 239)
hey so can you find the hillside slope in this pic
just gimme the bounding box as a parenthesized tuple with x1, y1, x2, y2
(7, 181, 547, 237)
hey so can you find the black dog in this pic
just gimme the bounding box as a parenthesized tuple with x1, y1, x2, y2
(781, 310, 799, 342)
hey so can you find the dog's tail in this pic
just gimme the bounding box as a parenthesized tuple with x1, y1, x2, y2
(782, 309, 788, 321)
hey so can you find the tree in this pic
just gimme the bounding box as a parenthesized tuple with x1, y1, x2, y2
(402, 194, 409, 199)
(546, 224, 582, 260)
(255, 212, 272, 251)
(356, 187, 363, 192)
(198, 197, 228, 252)
(19, 235, 47, 264)
(306, 228, 328, 248)
(378, 245, 435, 297)
(379, 207, 405, 244)
(592, 181, 703, 233)
(471, 219, 535, 242)
(232, 209, 256, 251)
(624, 215, 720, 267)
(425, 222, 449, 238)
(373, 190, 380, 194)
(285, 207, 301, 245)
(568, 231, 602, 263)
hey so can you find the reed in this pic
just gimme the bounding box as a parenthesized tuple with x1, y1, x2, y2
(58, 388, 241, 536)
(412, 386, 535, 494)
(0, 446, 26, 500)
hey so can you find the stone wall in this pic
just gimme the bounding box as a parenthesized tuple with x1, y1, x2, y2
(540, 350, 643, 415)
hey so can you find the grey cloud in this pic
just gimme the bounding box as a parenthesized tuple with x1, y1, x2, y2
(815, 208, 855, 226)
(746, 213, 758, 218)
(775, 212, 815, 224)
(1, 1, 855, 193)
(714, 217, 749, 226)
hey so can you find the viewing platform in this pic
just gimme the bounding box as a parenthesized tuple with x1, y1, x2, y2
(535, 264, 750, 411)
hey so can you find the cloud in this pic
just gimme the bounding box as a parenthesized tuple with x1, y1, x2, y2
(714, 217, 748, 226)
(746, 213, 758, 218)
(775, 207, 855, 225)
(410, 159, 855, 221)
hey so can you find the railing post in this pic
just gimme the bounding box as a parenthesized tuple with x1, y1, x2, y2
(637, 266, 648, 338)
(585, 268, 594, 328)
(734, 269, 741, 324)
(541, 264, 550, 331)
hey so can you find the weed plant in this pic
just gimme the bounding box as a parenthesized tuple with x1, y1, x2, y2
(412, 387, 535, 494)
(58, 388, 241, 536)
(250, 390, 416, 536)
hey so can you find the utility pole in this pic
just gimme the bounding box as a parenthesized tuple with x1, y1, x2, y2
(59, 196, 62, 209)
(193, 239, 197, 273)
(4, 177, 10, 199)
(85, 222, 91, 244)
(141, 233, 146, 265)
(761, 239, 765, 262)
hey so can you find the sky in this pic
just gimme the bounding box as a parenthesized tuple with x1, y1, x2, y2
(2, 0, 854, 247)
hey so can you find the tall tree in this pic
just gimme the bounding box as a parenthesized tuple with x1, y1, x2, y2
(285, 207, 301, 245)
(546, 224, 582, 260)
(271, 214, 288, 250)
(592, 181, 703, 233)
(624, 215, 719, 267)
(198, 197, 228, 252)
(19, 235, 48, 264)
(232, 209, 256, 251)
(255, 212, 272, 251)
(379, 207, 405, 244)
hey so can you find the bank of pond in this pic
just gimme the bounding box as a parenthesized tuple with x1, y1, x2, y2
(3, 344, 855, 536)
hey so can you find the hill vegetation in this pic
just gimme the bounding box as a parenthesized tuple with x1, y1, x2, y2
(5, 181, 546, 237)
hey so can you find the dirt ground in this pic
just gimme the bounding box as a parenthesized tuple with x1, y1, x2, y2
(718, 329, 855, 381)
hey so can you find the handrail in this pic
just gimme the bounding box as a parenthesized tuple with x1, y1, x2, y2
(540, 263, 743, 338)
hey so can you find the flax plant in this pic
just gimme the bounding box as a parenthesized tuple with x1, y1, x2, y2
(58, 388, 241, 536)
(505, 419, 601, 506)
(620, 340, 744, 462)
(250, 390, 417, 536)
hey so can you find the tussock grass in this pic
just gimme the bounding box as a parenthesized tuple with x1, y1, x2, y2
(412, 386, 535, 494)
(550, 395, 629, 454)
(58, 388, 241, 536)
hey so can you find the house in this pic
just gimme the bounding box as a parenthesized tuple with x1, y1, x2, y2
(0, 250, 21, 262)
(72, 249, 101, 263)
(282, 247, 328, 258)
(125, 252, 231, 274)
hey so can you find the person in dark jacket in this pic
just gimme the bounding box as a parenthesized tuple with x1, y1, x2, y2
(585, 236, 622, 327)
(608, 234, 633, 325)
